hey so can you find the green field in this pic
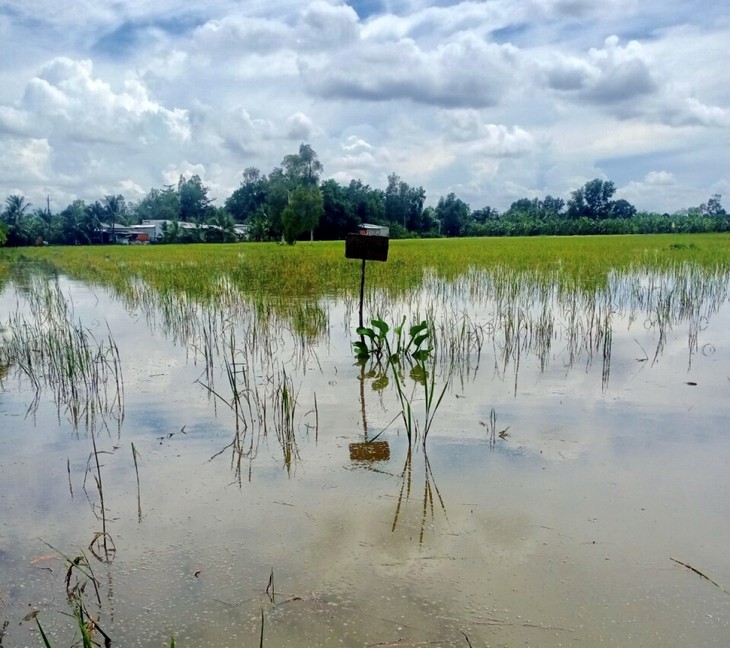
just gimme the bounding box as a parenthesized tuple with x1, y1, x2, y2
(2, 234, 728, 301)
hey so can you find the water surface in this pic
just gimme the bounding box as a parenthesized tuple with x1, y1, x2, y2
(1, 262, 729, 647)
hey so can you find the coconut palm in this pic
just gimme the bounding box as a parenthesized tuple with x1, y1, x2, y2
(2, 195, 32, 245)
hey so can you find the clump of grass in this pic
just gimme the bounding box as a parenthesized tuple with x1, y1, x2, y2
(273, 368, 300, 474)
(0, 276, 124, 431)
(32, 541, 110, 648)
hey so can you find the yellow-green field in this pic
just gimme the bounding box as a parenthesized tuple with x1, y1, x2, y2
(1, 234, 728, 300)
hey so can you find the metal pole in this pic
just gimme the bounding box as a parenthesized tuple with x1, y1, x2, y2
(359, 258, 366, 335)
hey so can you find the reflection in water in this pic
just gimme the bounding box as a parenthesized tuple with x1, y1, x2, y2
(2, 261, 728, 463)
(1, 257, 730, 647)
(0, 274, 124, 432)
(391, 448, 448, 545)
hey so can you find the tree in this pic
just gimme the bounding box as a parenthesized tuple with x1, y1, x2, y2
(568, 179, 616, 220)
(318, 179, 357, 239)
(2, 195, 32, 246)
(206, 208, 237, 243)
(134, 186, 180, 222)
(102, 194, 127, 243)
(405, 185, 427, 232)
(471, 206, 500, 224)
(384, 173, 426, 233)
(265, 167, 291, 240)
(385, 173, 405, 227)
(347, 180, 385, 225)
(160, 220, 182, 244)
(282, 144, 323, 187)
(702, 194, 726, 218)
(178, 175, 213, 223)
(541, 195, 565, 219)
(281, 185, 324, 244)
(610, 198, 636, 219)
(225, 167, 268, 222)
(104, 195, 127, 223)
(27, 207, 55, 244)
(247, 209, 272, 242)
(436, 193, 470, 237)
(59, 200, 89, 244)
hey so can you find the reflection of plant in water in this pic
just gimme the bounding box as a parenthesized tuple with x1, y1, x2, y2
(0, 277, 124, 431)
(29, 540, 178, 647)
(391, 448, 448, 545)
(482, 407, 510, 450)
(198, 315, 308, 482)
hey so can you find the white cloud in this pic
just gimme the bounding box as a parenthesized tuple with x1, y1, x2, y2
(299, 1, 360, 47)
(0, 0, 728, 213)
(9, 58, 191, 147)
(440, 111, 536, 156)
(302, 33, 519, 108)
(0, 138, 51, 183)
(540, 36, 656, 106)
(285, 112, 319, 140)
(644, 171, 675, 186)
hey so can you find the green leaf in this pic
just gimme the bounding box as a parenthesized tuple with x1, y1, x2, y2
(393, 315, 407, 335)
(409, 321, 428, 337)
(356, 326, 376, 339)
(371, 319, 389, 336)
(412, 348, 432, 362)
(353, 341, 370, 358)
(412, 333, 430, 348)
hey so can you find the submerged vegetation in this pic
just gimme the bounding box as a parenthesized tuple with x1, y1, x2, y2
(0, 276, 124, 430)
(1, 234, 729, 647)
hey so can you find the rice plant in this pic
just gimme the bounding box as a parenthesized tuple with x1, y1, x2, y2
(0, 276, 124, 431)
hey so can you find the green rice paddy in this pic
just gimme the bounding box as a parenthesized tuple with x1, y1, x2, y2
(2, 234, 728, 300)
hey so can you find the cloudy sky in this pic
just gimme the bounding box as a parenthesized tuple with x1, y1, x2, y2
(1, 0, 729, 214)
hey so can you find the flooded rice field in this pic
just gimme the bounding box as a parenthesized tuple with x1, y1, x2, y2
(1, 260, 729, 647)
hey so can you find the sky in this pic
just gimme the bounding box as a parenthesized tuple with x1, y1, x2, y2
(1, 0, 729, 215)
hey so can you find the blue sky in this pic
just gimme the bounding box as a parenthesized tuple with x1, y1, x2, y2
(0, 0, 728, 214)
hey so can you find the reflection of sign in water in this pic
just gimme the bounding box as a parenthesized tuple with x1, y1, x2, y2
(348, 441, 391, 462)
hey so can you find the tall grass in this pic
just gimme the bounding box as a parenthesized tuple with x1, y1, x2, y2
(0, 276, 124, 430)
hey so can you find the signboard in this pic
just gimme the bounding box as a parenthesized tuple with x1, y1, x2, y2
(345, 233, 389, 262)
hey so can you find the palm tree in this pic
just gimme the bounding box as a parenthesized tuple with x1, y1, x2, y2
(104, 194, 126, 243)
(2, 195, 32, 245)
(208, 209, 237, 243)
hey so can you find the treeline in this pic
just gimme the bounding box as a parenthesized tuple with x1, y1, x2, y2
(1, 144, 728, 247)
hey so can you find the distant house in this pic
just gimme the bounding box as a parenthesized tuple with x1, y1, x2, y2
(357, 223, 389, 237)
(99, 219, 250, 244)
(129, 220, 169, 243)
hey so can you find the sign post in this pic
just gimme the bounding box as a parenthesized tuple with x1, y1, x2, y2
(345, 224, 390, 338)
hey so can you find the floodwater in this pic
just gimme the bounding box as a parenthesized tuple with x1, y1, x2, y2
(1, 262, 729, 647)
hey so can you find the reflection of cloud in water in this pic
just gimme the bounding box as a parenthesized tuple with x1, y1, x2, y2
(2, 261, 730, 646)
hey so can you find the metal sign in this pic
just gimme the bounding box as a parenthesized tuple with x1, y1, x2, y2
(345, 233, 389, 262)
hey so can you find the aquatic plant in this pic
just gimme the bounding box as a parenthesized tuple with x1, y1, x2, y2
(0, 276, 124, 430)
(354, 317, 449, 446)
